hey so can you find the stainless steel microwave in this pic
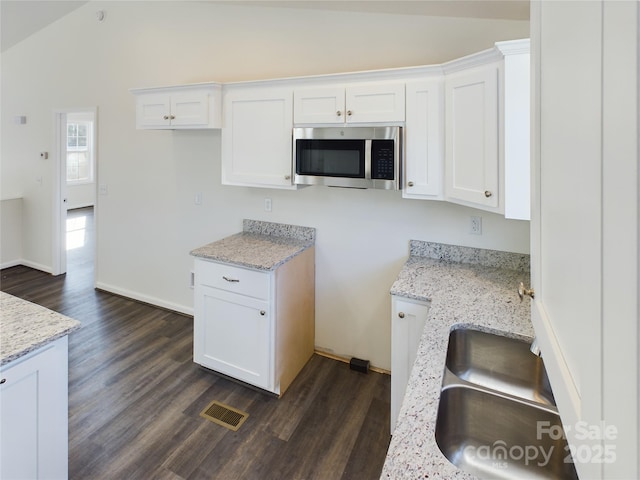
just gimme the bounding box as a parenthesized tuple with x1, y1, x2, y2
(293, 126, 402, 190)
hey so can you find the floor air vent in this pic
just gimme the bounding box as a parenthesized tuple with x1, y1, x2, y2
(200, 400, 249, 431)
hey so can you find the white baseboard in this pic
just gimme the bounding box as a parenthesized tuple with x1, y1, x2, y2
(0, 259, 22, 270)
(95, 281, 194, 317)
(1, 259, 53, 274)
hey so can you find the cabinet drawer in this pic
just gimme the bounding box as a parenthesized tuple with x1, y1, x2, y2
(195, 260, 270, 300)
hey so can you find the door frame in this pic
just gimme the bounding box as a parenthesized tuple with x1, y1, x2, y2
(52, 107, 98, 283)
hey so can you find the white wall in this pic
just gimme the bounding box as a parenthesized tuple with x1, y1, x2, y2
(0, 198, 23, 268)
(0, 1, 530, 370)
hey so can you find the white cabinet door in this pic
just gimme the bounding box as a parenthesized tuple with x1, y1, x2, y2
(293, 83, 405, 124)
(136, 94, 172, 128)
(170, 91, 210, 127)
(195, 285, 272, 391)
(345, 83, 405, 123)
(221, 87, 295, 188)
(403, 79, 444, 199)
(445, 65, 500, 210)
(0, 337, 69, 480)
(293, 87, 345, 124)
(390, 297, 429, 434)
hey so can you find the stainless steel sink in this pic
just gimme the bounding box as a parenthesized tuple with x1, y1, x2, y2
(445, 328, 555, 406)
(435, 327, 578, 480)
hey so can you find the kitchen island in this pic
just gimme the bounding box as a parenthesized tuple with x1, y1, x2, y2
(0, 291, 81, 479)
(382, 241, 533, 479)
(191, 219, 315, 396)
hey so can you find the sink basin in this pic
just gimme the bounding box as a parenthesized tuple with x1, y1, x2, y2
(446, 328, 555, 406)
(436, 327, 577, 479)
(436, 386, 578, 480)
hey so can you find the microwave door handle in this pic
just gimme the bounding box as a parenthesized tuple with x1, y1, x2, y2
(364, 139, 372, 179)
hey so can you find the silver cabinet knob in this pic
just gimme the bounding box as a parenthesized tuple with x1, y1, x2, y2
(284, 174, 291, 180)
(347, 110, 353, 116)
(336, 110, 342, 117)
(260, 310, 266, 316)
(163, 115, 169, 120)
(407, 181, 414, 187)
(170, 115, 175, 120)
(484, 190, 493, 198)
(398, 312, 405, 319)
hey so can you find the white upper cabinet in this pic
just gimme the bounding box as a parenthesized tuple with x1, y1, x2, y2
(403, 79, 444, 199)
(131, 83, 221, 129)
(499, 40, 531, 220)
(293, 87, 344, 124)
(294, 83, 405, 124)
(221, 86, 296, 189)
(443, 39, 530, 218)
(444, 64, 501, 211)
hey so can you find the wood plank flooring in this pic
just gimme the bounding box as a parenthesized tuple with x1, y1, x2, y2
(1, 207, 392, 479)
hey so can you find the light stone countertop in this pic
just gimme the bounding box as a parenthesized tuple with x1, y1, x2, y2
(1, 292, 81, 366)
(381, 241, 533, 479)
(190, 219, 316, 271)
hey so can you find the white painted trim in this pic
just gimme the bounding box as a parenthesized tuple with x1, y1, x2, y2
(52, 111, 67, 276)
(129, 82, 221, 95)
(52, 107, 98, 286)
(440, 47, 502, 74)
(14, 260, 53, 274)
(0, 260, 22, 270)
(494, 38, 531, 56)
(95, 282, 194, 317)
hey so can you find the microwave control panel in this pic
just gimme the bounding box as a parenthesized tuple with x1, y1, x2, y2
(371, 140, 395, 180)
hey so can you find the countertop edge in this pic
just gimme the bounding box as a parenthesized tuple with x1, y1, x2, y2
(0, 292, 82, 367)
(1, 324, 81, 367)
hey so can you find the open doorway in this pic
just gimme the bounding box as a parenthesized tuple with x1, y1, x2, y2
(53, 108, 97, 284)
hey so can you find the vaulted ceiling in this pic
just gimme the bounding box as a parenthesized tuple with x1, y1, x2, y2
(1, 0, 529, 53)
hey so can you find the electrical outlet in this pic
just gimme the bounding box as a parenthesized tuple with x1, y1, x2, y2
(470, 216, 482, 235)
(189, 271, 195, 289)
(264, 198, 272, 212)
(194, 192, 202, 205)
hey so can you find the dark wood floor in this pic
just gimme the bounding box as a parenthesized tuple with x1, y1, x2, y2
(1, 207, 391, 480)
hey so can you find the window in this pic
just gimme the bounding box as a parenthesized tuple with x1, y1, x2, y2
(66, 120, 94, 184)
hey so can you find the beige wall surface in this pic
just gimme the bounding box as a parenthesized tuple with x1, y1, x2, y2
(0, 1, 529, 369)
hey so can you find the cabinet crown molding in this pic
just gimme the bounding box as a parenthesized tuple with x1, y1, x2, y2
(495, 38, 531, 56)
(129, 82, 221, 95)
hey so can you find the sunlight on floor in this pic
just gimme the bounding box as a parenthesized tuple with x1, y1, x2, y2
(66, 215, 87, 250)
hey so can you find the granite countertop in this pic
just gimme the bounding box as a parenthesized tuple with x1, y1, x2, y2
(1, 292, 81, 366)
(190, 219, 316, 271)
(381, 241, 533, 479)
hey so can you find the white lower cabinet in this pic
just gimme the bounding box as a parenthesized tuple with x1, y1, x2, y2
(198, 286, 272, 389)
(0, 337, 70, 479)
(193, 249, 315, 396)
(391, 296, 429, 434)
